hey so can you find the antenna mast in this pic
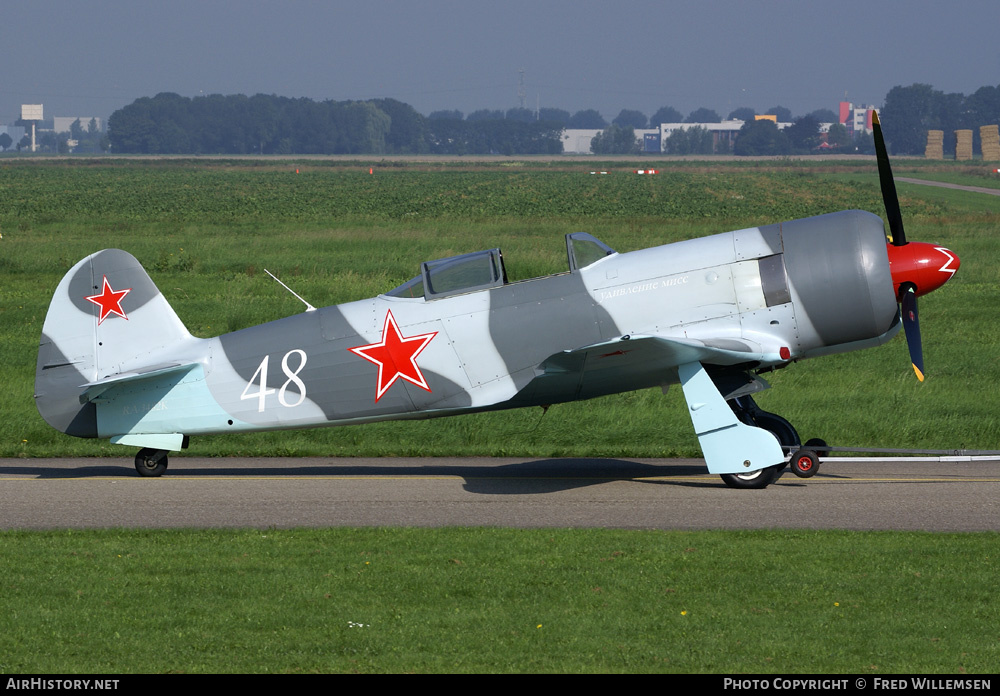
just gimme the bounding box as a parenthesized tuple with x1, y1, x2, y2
(264, 269, 316, 312)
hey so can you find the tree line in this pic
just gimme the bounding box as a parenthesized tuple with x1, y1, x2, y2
(107, 93, 563, 155)
(104, 94, 831, 156)
(88, 82, 1000, 157)
(881, 83, 1000, 155)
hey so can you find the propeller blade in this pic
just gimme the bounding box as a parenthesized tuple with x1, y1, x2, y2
(872, 111, 907, 246)
(899, 283, 924, 381)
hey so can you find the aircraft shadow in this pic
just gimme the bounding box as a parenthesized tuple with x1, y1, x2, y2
(456, 459, 714, 493)
(1, 458, 720, 493)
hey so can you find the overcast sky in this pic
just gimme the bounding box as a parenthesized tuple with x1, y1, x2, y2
(3, 0, 999, 125)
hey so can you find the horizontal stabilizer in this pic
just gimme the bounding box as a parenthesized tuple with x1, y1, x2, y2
(80, 362, 199, 403)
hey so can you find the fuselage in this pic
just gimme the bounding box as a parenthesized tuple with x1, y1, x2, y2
(75, 209, 902, 441)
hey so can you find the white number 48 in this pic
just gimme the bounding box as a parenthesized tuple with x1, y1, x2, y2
(240, 349, 308, 412)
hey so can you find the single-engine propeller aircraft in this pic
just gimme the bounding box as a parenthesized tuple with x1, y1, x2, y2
(35, 115, 960, 486)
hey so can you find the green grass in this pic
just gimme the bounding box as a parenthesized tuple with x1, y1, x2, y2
(1, 528, 996, 674)
(1, 158, 997, 458)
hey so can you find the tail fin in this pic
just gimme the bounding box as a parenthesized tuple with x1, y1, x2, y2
(35, 249, 193, 437)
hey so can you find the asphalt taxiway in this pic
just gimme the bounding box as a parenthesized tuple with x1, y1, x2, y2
(2, 457, 998, 531)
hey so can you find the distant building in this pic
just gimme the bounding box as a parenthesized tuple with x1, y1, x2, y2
(562, 123, 757, 154)
(838, 102, 878, 138)
(560, 128, 661, 154)
(658, 121, 746, 152)
(560, 129, 602, 154)
(660, 120, 801, 153)
(561, 109, 850, 155)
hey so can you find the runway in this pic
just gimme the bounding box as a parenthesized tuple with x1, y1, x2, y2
(2, 457, 998, 531)
(896, 177, 1000, 197)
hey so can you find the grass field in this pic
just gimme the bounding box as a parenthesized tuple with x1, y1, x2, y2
(1, 157, 998, 674)
(1, 528, 997, 674)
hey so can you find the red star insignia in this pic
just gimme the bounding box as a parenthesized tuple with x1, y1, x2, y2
(349, 310, 438, 402)
(85, 276, 132, 325)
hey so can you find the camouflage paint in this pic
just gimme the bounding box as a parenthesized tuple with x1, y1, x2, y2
(34, 209, 934, 477)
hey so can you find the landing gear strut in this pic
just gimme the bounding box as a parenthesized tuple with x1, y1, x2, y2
(729, 395, 801, 451)
(720, 395, 814, 488)
(135, 448, 169, 477)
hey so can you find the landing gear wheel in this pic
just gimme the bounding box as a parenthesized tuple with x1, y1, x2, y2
(135, 448, 168, 477)
(789, 449, 820, 478)
(728, 396, 800, 480)
(720, 464, 782, 490)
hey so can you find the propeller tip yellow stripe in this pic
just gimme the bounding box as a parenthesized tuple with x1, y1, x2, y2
(913, 364, 925, 381)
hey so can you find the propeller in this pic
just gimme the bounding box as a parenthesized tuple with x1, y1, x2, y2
(871, 111, 959, 381)
(899, 282, 923, 381)
(873, 111, 907, 246)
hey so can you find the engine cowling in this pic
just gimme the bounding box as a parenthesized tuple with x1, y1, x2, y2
(780, 209, 899, 351)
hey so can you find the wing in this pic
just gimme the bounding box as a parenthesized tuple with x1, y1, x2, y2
(532, 333, 777, 401)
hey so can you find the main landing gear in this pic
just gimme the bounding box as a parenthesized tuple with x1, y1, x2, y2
(135, 448, 169, 477)
(721, 395, 824, 489)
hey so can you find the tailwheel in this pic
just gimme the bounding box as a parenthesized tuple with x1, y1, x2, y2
(720, 464, 783, 490)
(135, 448, 169, 477)
(789, 449, 820, 478)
